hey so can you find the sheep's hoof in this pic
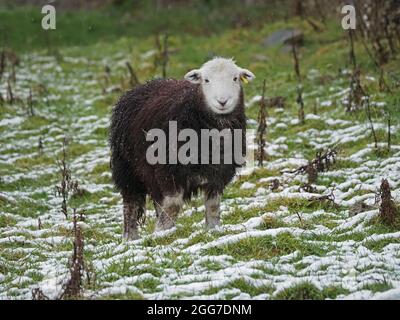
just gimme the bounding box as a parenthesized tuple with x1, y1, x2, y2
(205, 220, 221, 230)
(123, 230, 140, 241)
(155, 221, 175, 232)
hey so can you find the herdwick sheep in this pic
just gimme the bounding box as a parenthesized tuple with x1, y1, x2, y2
(109, 57, 255, 240)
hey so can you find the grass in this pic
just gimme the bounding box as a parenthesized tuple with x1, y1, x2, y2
(275, 282, 350, 300)
(0, 2, 286, 52)
(102, 291, 144, 300)
(205, 232, 332, 261)
(362, 282, 393, 293)
(227, 279, 274, 297)
(275, 282, 324, 300)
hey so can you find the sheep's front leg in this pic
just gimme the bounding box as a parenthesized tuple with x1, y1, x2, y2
(122, 193, 145, 241)
(155, 193, 183, 231)
(205, 193, 221, 229)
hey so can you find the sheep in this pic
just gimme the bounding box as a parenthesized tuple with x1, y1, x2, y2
(109, 57, 255, 240)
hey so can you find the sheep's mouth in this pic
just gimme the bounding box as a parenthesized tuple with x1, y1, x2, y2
(213, 105, 233, 114)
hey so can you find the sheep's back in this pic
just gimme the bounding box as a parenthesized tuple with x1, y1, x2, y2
(110, 79, 195, 156)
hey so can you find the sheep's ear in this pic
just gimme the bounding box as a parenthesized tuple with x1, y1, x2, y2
(184, 69, 202, 84)
(239, 68, 255, 84)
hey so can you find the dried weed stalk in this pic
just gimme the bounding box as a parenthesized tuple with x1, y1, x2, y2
(256, 79, 268, 166)
(379, 179, 399, 225)
(59, 213, 85, 300)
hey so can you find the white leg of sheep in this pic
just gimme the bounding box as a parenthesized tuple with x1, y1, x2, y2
(205, 194, 221, 229)
(155, 193, 183, 231)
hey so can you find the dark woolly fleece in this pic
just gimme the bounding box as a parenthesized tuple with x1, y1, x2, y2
(109, 79, 246, 206)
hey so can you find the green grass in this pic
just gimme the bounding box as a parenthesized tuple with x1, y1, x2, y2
(0, 214, 17, 228)
(102, 291, 144, 300)
(0, 2, 287, 52)
(2, 199, 49, 218)
(275, 282, 324, 300)
(275, 282, 350, 300)
(205, 232, 332, 261)
(362, 282, 393, 293)
(227, 279, 274, 297)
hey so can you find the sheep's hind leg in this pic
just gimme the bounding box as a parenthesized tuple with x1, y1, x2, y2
(154, 193, 183, 231)
(205, 193, 221, 229)
(122, 193, 145, 240)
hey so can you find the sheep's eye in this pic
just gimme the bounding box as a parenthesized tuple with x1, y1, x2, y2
(205, 79, 210, 83)
(233, 77, 238, 82)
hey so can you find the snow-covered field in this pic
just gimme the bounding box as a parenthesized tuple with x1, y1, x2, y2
(1, 51, 400, 300)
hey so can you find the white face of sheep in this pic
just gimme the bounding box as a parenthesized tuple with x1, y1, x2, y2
(184, 58, 255, 115)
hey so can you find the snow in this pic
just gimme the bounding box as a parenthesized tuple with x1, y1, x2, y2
(240, 182, 256, 190)
(320, 100, 332, 107)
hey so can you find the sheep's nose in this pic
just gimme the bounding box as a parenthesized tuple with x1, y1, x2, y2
(218, 99, 227, 107)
